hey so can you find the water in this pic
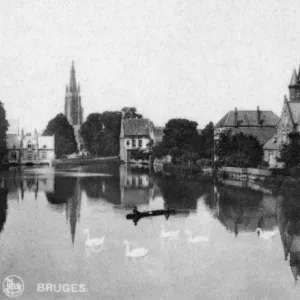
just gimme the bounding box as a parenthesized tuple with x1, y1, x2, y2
(0, 165, 300, 299)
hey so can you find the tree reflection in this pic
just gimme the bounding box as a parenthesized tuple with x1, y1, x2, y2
(279, 195, 300, 283)
(0, 187, 8, 234)
(208, 184, 278, 237)
(155, 174, 209, 210)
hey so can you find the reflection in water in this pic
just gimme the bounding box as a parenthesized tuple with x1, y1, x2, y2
(119, 165, 153, 207)
(279, 195, 300, 283)
(0, 186, 8, 234)
(46, 176, 81, 244)
(208, 184, 278, 237)
(3, 165, 300, 291)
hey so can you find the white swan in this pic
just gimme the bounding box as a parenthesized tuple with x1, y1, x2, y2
(256, 228, 278, 239)
(83, 229, 105, 247)
(161, 224, 179, 239)
(124, 240, 148, 258)
(185, 230, 209, 243)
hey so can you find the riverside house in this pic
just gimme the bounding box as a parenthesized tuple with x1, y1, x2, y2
(119, 117, 155, 163)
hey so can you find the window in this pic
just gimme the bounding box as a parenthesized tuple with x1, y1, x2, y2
(132, 139, 136, 148)
(41, 152, 47, 159)
(11, 152, 17, 160)
(126, 140, 130, 147)
(43, 145, 47, 148)
(28, 144, 31, 149)
(139, 139, 142, 148)
(27, 154, 32, 160)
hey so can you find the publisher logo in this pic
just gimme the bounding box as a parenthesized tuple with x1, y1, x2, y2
(2, 275, 24, 298)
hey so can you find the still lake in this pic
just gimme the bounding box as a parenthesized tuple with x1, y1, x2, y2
(0, 165, 300, 299)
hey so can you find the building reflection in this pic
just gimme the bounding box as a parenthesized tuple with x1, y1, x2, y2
(45, 175, 81, 244)
(119, 165, 153, 207)
(279, 194, 300, 283)
(208, 184, 278, 237)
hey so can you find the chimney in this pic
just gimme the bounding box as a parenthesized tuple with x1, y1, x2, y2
(257, 106, 261, 125)
(234, 107, 238, 127)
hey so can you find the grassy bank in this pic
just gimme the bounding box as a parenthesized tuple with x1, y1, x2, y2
(53, 156, 119, 168)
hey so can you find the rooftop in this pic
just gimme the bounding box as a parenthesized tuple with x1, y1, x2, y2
(215, 110, 280, 129)
(123, 118, 151, 136)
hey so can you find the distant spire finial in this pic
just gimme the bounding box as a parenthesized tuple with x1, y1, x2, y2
(290, 69, 297, 85)
(69, 61, 77, 92)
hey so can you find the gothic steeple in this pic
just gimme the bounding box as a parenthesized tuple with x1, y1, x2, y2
(69, 61, 77, 93)
(289, 68, 300, 102)
(64, 61, 83, 126)
(290, 69, 297, 86)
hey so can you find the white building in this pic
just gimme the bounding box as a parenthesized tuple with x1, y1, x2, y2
(37, 136, 55, 165)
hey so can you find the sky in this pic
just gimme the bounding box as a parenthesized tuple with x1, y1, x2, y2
(1, 0, 300, 132)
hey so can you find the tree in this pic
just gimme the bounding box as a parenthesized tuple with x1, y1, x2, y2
(215, 130, 263, 168)
(279, 132, 300, 169)
(121, 107, 143, 119)
(0, 102, 8, 163)
(153, 118, 200, 164)
(43, 114, 77, 158)
(80, 111, 121, 156)
(200, 122, 214, 159)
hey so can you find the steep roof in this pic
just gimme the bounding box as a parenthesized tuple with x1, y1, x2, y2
(290, 69, 298, 86)
(263, 134, 277, 150)
(228, 127, 277, 145)
(288, 102, 300, 125)
(215, 110, 280, 129)
(123, 119, 151, 136)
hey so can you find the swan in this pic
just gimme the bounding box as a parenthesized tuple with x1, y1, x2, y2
(161, 224, 179, 239)
(83, 229, 105, 247)
(185, 230, 209, 243)
(256, 228, 278, 239)
(124, 240, 148, 258)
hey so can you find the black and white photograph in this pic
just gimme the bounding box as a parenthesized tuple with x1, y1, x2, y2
(1, 0, 300, 299)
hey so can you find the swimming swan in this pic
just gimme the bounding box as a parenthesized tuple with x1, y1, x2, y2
(124, 240, 148, 258)
(256, 228, 278, 239)
(83, 229, 105, 247)
(185, 229, 209, 243)
(161, 224, 179, 239)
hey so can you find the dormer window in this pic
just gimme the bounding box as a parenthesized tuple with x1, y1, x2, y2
(28, 144, 31, 149)
(43, 145, 47, 148)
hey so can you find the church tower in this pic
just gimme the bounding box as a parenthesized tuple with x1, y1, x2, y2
(64, 62, 83, 125)
(288, 68, 300, 102)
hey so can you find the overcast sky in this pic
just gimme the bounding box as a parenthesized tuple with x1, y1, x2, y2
(1, 0, 300, 132)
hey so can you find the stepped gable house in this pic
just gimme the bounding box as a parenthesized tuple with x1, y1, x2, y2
(263, 67, 300, 167)
(214, 107, 279, 145)
(119, 117, 155, 162)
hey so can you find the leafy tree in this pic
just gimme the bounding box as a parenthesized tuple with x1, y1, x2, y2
(0, 102, 8, 163)
(80, 111, 121, 156)
(215, 130, 263, 168)
(200, 122, 214, 159)
(153, 118, 200, 164)
(279, 132, 300, 169)
(43, 114, 77, 158)
(121, 107, 143, 119)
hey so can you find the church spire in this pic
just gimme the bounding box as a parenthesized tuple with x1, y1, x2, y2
(290, 69, 297, 86)
(69, 61, 77, 92)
